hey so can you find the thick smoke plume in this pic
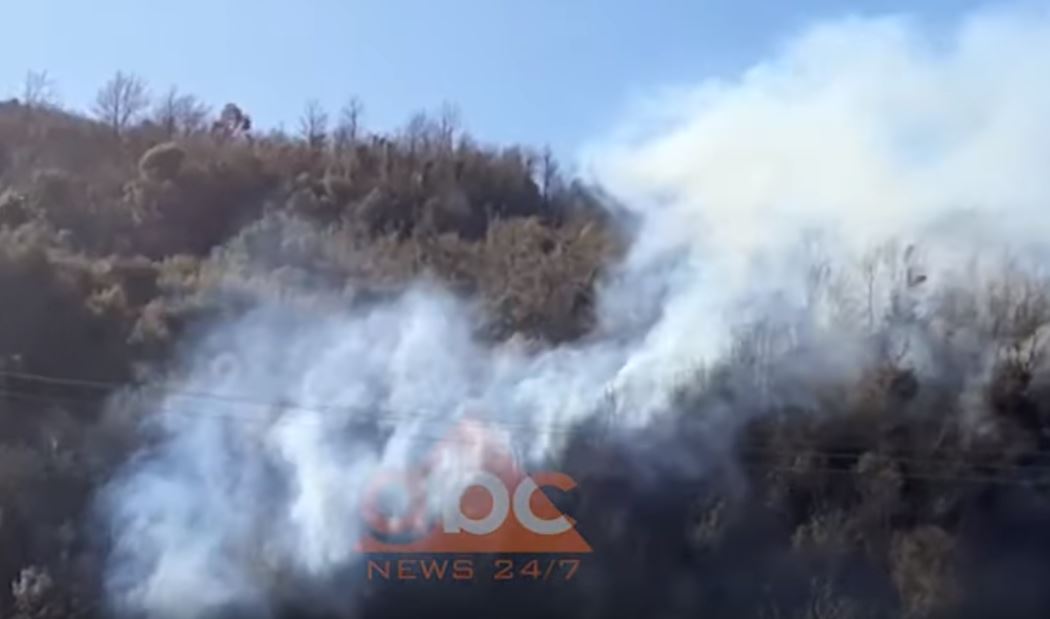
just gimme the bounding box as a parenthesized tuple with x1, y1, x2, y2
(102, 6, 1050, 618)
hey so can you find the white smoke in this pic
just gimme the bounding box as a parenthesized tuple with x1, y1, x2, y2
(101, 288, 645, 619)
(589, 7, 1050, 257)
(102, 5, 1050, 618)
(583, 3, 1050, 395)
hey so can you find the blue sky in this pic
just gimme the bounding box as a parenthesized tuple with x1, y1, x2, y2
(1, 0, 995, 159)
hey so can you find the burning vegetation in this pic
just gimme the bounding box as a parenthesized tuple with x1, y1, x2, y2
(5, 10, 1050, 617)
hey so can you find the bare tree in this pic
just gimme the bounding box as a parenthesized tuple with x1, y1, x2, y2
(538, 146, 560, 204)
(333, 96, 364, 155)
(21, 70, 59, 109)
(436, 101, 461, 151)
(298, 99, 328, 149)
(153, 87, 211, 137)
(93, 71, 150, 134)
(341, 96, 364, 141)
(402, 111, 431, 155)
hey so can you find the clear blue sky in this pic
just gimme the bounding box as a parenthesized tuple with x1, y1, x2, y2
(0, 0, 994, 159)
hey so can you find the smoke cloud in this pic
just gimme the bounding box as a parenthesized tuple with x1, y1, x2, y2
(101, 5, 1050, 618)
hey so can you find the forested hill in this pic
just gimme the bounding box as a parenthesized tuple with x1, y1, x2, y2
(0, 86, 618, 616)
(4, 77, 1050, 619)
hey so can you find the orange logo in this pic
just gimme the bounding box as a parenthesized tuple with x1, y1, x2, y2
(357, 419, 591, 554)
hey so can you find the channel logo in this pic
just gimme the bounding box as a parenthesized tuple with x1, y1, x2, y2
(356, 419, 591, 554)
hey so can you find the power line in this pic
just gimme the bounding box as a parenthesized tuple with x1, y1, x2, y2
(4, 379, 1049, 467)
(0, 366, 1043, 449)
(5, 400, 1050, 490)
(6, 389, 1050, 488)
(7, 368, 1050, 481)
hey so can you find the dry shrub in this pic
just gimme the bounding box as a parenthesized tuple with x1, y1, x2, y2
(890, 526, 959, 618)
(175, 210, 616, 343)
(0, 226, 135, 390)
(470, 215, 616, 341)
(760, 578, 875, 619)
(130, 146, 273, 256)
(137, 141, 185, 182)
(0, 190, 34, 228)
(688, 498, 727, 549)
(28, 170, 78, 216)
(853, 452, 903, 530)
(10, 566, 61, 619)
(321, 171, 356, 205)
(797, 578, 872, 619)
(792, 508, 855, 556)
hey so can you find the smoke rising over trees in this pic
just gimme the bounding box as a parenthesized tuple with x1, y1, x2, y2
(4, 7, 1050, 618)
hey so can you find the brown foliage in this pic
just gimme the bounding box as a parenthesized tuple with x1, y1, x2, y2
(137, 141, 185, 182)
(4, 79, 1050, 619)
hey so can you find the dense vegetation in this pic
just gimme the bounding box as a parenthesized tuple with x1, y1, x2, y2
(3, 73, 1050, 618)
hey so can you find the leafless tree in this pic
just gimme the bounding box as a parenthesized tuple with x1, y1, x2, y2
(93, 71, 150, 134)
(333, 96, 365, 155)
(436, 101, 461, 151)
(401, 110, 434, 160)
(538, 146, 560, 204)
(21, 70, 59, 109)
(340, 97, 365, 141)
(299, 99, 329, 149)
(153, 87, 211, 137)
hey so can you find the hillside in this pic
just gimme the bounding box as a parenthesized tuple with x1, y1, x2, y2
(1, 91, 1050, 619)
(0, 95, 621, 616)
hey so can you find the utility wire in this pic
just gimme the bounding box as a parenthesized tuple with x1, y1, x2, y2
(3, 379, 1047, 466)
(6, 386, 1050, 488)
(7, 368, 1050, 478)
